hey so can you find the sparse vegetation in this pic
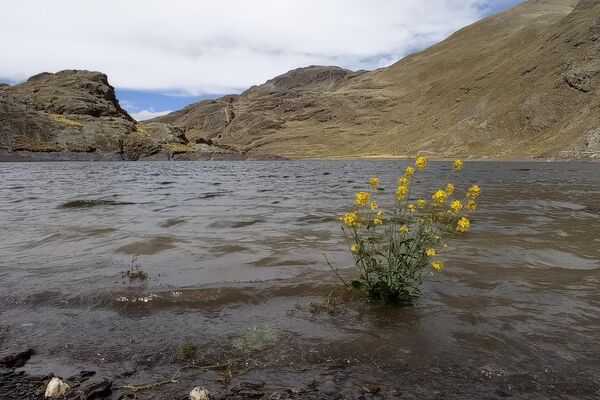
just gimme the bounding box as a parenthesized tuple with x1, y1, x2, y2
(234, 326, 279, 352)
(163, 143, 195, 154)
(65, 142, 95, 152)
(47, 113, 83, 127)
(177, 341, 198, 362)
(308, 288, 357, 315)
(122, 255, 148, 281)
(12, 135, 63, 152)
(121, 130, 160, 160)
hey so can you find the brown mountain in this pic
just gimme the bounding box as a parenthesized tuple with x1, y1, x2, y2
(0, 70, 244, 161)
(154, 0, 600, 159)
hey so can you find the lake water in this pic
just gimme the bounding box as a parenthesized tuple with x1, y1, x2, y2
(1, 161, 599, 398)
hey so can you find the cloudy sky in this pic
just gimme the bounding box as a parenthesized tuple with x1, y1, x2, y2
(0, 0, 522, 120)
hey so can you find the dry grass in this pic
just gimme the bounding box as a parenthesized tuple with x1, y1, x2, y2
(135, 123, 148, 134)
(47, 113, 83, 128)
(13, 136, 63, 152)
(163, 143, 195, 154)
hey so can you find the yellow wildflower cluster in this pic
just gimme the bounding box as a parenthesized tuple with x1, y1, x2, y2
(355, 192, 371, 206)
(450, 200, 462, 213)
(338, 156, 480, 303)
(343, 212, 359, 227)
(453, 160, 464, 171)
(467, 200, 477, 211)
(396, 185, 408, 201)
(457, 217, 470, 232)
(432, 189, 448, 206)
(432, 261, 444, 272)
(468, 185, 481, 200)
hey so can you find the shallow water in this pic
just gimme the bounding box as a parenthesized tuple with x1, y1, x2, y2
(1, 161, 599, 397)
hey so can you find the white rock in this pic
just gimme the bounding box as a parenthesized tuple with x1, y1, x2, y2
(189, 386, 211, 400)
(44, 377, 70, 398)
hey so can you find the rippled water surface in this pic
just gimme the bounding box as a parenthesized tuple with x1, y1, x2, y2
(1, 161, 599, 397)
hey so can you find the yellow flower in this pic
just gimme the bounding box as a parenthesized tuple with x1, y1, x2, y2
(396, 185, 408, 201)
(370, 177, 380, 188)
(398, 176, 409, 186)
(446, 183, 455, 196)
(415, 156, 427, 170)
(417, 199, 426, 208)
(453, 159, 464, 171)
(426, 248, 436, 257)
(343, 212, 359, 227)
(450, 200, 462, 213)
(405, 166, 415, 177)
(355, 192, 371, 206)
(376, 211, 384, 217)
(467, 200, 477, 211)
(408, 204, 416, 213)
(351, 244, 359, 252)
(373, 218, 383, 226)
(432, 261, 444, 272)
(457, 217, 470, 232)
(443, 243, 448, 248)
(432, 189, 448, 206)
(400, 225, 410, 234)
(370, 203, 378, 210)
(468, 185, 481, 200)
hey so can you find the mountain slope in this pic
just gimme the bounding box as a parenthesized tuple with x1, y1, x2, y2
(155, 0, 600, 159)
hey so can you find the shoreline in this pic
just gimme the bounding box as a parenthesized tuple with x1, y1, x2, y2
(0, 150, 597, 163)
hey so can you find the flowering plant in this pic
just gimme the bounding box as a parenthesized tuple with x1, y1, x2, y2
(339, 157, 480, 304)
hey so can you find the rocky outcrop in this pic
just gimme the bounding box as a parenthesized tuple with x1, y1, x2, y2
(0, 71, 246, 160)
(154, 0, 600, 159)
(7, 70, 133, 120)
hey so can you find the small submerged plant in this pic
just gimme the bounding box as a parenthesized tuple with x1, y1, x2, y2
(123, 255, 148, 282)
(338, 157, 481, 304)
(177, 341, 198, 362)
(234, 326, 279, 352)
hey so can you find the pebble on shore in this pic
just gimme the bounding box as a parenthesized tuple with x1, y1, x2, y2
(44, 377, 70, 398)
(190, 386, 211, 400)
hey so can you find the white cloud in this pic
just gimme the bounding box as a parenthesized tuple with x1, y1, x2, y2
(131, 110, 173, 121)
(0, 0, 497, 95)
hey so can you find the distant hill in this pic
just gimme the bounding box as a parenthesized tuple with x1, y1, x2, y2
(154, 0, 600, 159)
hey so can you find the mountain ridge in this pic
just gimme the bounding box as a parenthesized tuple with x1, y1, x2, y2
(153, 0, 600, 159)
